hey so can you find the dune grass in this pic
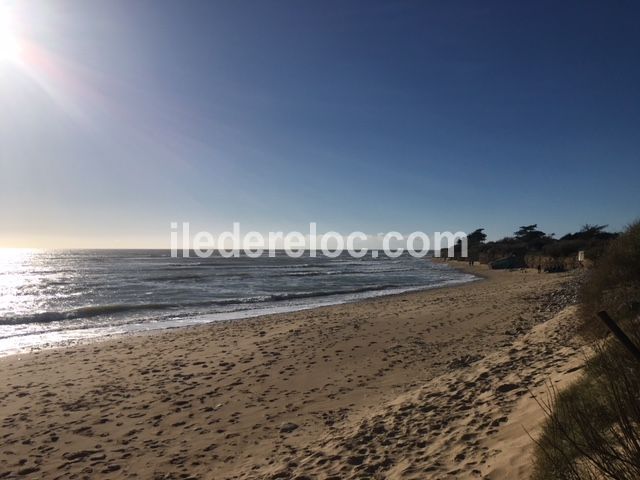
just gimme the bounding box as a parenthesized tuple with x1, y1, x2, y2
(532, 221, 640, 480)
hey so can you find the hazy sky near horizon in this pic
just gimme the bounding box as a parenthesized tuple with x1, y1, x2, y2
(1, 0, 639, 248)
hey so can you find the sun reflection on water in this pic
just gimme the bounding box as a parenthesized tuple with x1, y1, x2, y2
(0, 248, 38, 315)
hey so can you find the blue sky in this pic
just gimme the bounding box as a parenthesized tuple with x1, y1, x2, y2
(1, 1, 639, 247)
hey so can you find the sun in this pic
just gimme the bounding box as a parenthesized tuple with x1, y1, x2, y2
(0, 4, 22, 64)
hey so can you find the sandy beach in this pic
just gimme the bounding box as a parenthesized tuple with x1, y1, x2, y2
(0, 264, 585, 479)
(3, 2, 635, 478)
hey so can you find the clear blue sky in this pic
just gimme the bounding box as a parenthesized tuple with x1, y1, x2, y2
(1, 1, 639, 247)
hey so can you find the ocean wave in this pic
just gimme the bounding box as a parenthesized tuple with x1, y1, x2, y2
(0, 304, 179, 325)
(145, 274, 211, 282)
(0, 284, 400, 326)
(268, 284, 396, 301)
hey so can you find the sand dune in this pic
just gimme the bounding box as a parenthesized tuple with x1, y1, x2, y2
(0, 264, 583, 479)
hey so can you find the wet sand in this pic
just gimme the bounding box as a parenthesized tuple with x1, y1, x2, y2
(0, 263, 584, 479)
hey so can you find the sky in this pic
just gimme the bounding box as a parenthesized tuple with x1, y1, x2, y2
(1, 0, 639, 248)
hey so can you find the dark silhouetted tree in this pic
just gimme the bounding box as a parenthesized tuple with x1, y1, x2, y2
(467, 228, 487, 246)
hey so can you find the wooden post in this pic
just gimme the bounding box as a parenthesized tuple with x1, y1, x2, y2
(597, 311, 640, 363)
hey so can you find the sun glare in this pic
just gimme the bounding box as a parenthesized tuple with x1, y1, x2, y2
(0, 4, 22, 65)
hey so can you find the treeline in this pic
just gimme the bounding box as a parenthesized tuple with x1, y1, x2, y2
(442, 224, 619, 270)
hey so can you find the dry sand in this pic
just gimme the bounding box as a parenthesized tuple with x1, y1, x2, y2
(0, 263, 586, 479)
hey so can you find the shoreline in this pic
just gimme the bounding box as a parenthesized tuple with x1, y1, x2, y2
(0, 264, 581, 479)
(0, 263, 480, 359)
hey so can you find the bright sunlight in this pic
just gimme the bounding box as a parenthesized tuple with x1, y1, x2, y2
(0, 3, 21, 64)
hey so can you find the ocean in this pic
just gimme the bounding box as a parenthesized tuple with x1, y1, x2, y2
(0, 249, 477, 356)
